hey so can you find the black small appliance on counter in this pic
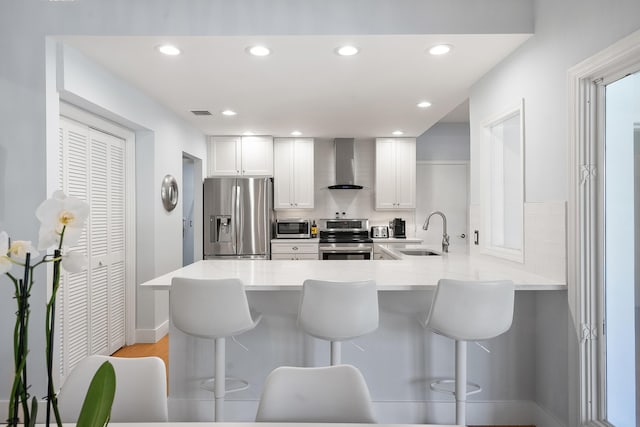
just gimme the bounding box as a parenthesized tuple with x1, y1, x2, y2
(390, 218, 406, 238)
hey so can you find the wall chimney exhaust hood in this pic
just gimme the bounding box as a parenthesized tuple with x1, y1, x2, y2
(329, 138, 363, 189)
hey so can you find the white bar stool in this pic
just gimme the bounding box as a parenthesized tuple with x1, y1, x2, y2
(298, 279, 379, 365)
(170, 277, 261, 422)
(422, 278, 515, 426)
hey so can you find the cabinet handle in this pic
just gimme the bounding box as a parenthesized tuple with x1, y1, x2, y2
(292, 246, 298, 250)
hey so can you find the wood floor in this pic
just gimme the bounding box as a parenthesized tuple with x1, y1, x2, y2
(112, 334, 169, 380)
(112, 336, 533, 427)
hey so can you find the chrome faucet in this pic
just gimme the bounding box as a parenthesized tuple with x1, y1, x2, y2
(423, 211, 449, 253)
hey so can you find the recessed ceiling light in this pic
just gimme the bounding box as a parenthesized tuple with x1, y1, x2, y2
(243, 131, 255, 136)
(335, 45, 359, 56)
(417, 101, 432, 108)
(429, 44, 452, 56)
(221, 110, 237, 116)
(392, 130, 404, 136)
(291, 130, 302, 136)
(156, 44, 181, 56)
(247, 45, 271, 57)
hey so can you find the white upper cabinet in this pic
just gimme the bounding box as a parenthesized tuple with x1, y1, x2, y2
(208, 135, 273, 176)
(273, 138, 314, 209)
(375, 137, 416, 209)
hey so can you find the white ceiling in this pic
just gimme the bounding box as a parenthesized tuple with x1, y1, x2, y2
(58, 34, 530, 138)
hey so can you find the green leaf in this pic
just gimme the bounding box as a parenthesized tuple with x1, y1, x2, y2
(27, 396, 38, 427)
(76, 361, 116, 427)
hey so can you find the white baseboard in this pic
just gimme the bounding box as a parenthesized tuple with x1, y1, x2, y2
(168, 398, 568, 425)
(135, 319, 169, 343)
(533, 402, 567, 427)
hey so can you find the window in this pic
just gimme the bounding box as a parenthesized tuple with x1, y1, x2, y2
(481, 100, 524, 262)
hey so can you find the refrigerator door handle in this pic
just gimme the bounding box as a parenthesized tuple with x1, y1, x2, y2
(232, 183, 239, 255)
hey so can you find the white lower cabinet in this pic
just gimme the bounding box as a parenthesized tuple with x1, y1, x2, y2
(271, 241, 319, 260)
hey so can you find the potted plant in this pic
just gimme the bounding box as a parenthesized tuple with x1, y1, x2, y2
(2, 191, 115, 426)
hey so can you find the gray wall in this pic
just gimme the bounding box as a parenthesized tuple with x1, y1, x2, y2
(417, 122, 470, 161)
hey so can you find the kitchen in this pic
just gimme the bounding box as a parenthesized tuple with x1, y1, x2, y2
(1, 1, 640, 427)
(204, 135, 464, 261)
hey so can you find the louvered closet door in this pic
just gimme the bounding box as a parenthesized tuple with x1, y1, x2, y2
(58, 117, 127, 380)
(88, 129, 126, 356)
(58, 118, 91, 380)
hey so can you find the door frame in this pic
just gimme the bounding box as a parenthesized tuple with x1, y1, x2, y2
(568, 28, 640, 427)
(59, 102, 137, 347)
(182, 151, 204, 264)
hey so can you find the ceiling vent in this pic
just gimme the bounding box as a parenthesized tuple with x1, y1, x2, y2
(190, 110, 212, 116)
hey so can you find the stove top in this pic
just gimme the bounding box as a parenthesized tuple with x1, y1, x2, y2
(318, 218, 372, 244)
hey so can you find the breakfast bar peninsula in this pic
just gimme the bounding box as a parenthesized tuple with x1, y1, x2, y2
(140, 247, 567, 425)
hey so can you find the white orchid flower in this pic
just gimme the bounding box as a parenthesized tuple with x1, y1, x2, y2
(36, 190, 89, 250)
(0, 231, 12, 274)
(60, 250, 87, 273)
(8, 240, 39, 261)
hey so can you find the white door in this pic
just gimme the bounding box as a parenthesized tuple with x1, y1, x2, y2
(394, 138, 416, 209)
(208, 136, 240, 176)
(292, 138, 314, 208)
(375, 138, 398, 209)
(415, 162, 468, 249)
(241, 136, 273, 175)
(58, 116, 127, 378)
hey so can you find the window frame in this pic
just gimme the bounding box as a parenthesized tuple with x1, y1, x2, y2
(480, 99, 525, 263)
(568, 29, 640, 427)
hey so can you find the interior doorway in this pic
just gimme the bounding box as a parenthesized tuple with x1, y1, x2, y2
(182, 155, 195, 266)
(182, 152, 204, 265)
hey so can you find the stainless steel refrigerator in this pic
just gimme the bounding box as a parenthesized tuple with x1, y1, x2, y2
(204, 177, 273, 259)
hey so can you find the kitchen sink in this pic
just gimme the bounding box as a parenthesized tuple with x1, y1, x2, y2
(398, 249, 441, 256)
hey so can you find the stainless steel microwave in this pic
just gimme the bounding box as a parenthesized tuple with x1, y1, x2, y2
(275, 219, 311, 239)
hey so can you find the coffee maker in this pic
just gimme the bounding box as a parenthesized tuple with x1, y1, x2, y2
(390, 218, 406, 238)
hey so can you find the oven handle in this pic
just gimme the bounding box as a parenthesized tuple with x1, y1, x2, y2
(319, 246, 373, 253)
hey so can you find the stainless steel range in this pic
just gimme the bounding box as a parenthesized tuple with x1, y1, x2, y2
(318, 218, 373, 260)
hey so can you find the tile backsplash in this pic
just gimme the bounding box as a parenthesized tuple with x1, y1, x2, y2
(274, 138, 416, 235)
(469, 201, 566, 282)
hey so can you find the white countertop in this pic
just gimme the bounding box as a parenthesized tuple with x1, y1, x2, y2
(372, 237, 423, 243)
(141, 244, 565, 291)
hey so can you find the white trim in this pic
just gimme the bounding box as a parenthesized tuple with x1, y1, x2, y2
(135, 320, 169, 344)
(567, 27, 640, 427)
(60, 102, 137, 346)
(480, 99, 525, 264)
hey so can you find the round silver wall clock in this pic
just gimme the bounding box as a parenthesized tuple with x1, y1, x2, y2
(160, 174, 179, 211)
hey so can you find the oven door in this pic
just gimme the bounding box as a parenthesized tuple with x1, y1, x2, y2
(318, 243, 373, 260)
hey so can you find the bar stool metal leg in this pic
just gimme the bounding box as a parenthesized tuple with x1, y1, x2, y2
(330, 341, 342, 365)
(215, 337, 225, 422)
(455, 340, 467, 426)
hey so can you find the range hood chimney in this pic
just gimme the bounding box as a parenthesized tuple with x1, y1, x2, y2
(329, 138, 363, 189)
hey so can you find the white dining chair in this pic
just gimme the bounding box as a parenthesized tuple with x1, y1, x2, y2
(57, 355, 168, 423)
(298, 279, 379, 365)
(170, 277, 261, 422)
(255, 364, 376, 423)
(422, 278, 515, 425)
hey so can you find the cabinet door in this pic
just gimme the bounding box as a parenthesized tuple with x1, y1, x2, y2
(375, 138, 398, 209)
(209, 136, 240, 176)
(394, 138, 416, 208)
(292, 138, 314, 209)
(241, 136, 273, 175)
(273, 138, 294, 209)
